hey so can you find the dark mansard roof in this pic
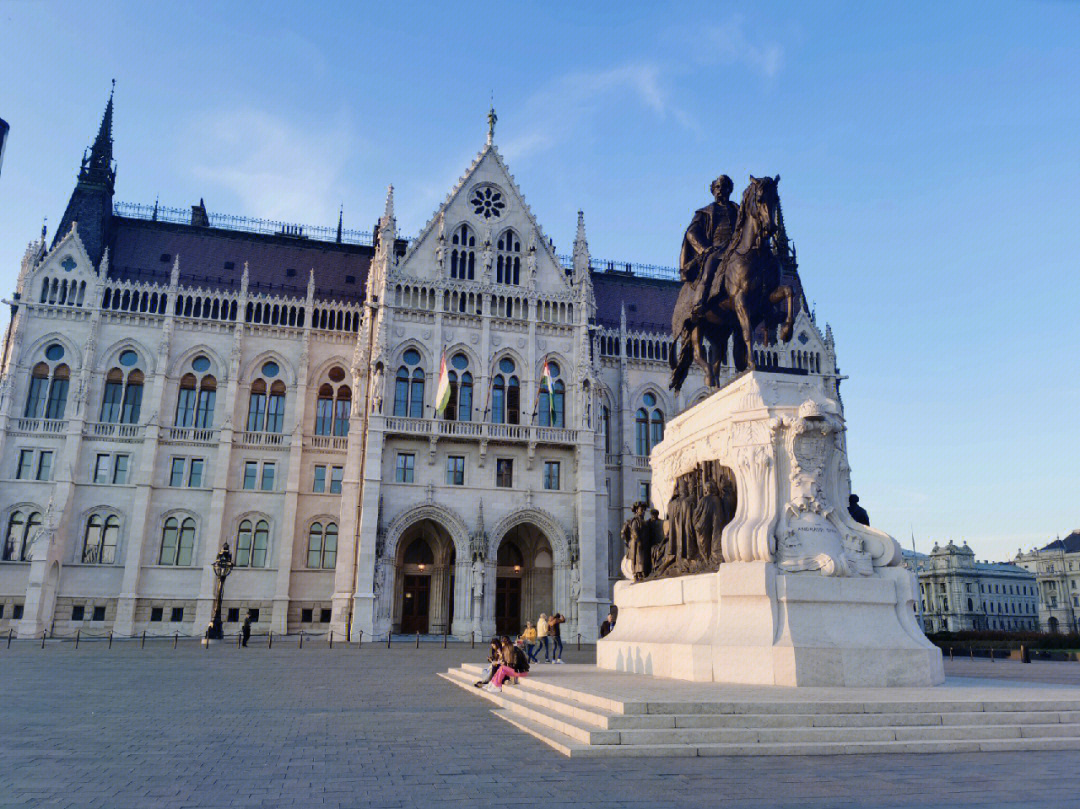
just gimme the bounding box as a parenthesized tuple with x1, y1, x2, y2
(591, 270, 681, 333)
(107, 217, 373, 304)
(1042, 531, 1080, 554)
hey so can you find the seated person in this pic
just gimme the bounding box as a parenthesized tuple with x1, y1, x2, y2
(473, 638, 503, 688)
(483, 638, 531, 692)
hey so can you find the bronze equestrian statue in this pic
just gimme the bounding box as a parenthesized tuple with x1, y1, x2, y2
(670, 175, 797, 391)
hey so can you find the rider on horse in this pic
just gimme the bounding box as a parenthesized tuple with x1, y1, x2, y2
(680, 175, 739, 319)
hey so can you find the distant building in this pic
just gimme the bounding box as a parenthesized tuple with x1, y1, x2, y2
(1015, 530, 1080, 633)
(904, 541, 1038, 632)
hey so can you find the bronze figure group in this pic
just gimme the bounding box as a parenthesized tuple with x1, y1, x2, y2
(622, 462, 737, 581)
(669, 174, 798, 391)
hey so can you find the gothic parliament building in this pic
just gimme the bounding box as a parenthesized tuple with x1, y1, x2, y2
(0, 91, 836, 641)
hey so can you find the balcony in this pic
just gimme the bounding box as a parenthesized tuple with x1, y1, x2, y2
(383, 417, 579, 446)
(162, 426, 220, 445)
(235, 431, 290, 448)
(85, 422, 146, 441)
(13, 418, 68, 435)
(305, 435, 349, 452)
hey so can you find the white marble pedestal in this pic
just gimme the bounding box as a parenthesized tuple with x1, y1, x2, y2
(597, 371, 944, 688)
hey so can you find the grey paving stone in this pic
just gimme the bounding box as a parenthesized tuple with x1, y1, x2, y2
(1, 642, 1079, 808)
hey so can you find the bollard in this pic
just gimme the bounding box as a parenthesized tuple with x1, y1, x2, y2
(442, 631, 447, 649)
(990, 647, 995, 662)
(471, 631, 475, 649)
(1021, 644, 1031, 664)
(75, 629, 80, 649)
(299, 630, 304, 649)
(949, 647, 953, 661)
(41, 630, 47, 649)
(329, 631, 333, 650)
(578, 633, 581, 651)
(358, 630, 363, 648)
(268, 630, 273, 650)
(108, 631, 113, 649)
(415, 631, 420, 649)
(237, 632, 241, 649)
(173, 632, 178, 649)
(141, 631, 146, 649)
(7, 628, 12, 648)
(970, 647, 974, 660)
(386, 632, 391, 648)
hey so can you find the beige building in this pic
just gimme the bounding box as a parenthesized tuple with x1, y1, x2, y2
(1015, 531, 1080, 633)
(905, 542, 1037, 633)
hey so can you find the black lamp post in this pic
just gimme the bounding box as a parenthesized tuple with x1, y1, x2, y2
(206, 542, 235, 640)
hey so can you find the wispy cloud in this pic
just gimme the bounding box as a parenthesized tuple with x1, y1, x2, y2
(698, 16, 784, 78)
(184, 108, 357, 225)
(502, 63, 697, 161)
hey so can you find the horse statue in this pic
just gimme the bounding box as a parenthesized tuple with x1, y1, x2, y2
(669, 175, 797, 391)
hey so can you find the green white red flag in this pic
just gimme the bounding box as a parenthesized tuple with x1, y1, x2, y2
(434, 350, 451, 416)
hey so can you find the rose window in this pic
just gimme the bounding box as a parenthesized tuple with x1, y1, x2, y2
(470, 185, 505, 219)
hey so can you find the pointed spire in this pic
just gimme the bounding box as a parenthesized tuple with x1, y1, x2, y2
(487, 102, 497, 145)
(152, 196, 159, 221)
(41, 217, 47, 242)
(81, 79, 116, 190)
(307, 268, 316, 302)
(572, 210, 590, 277)
(336, 205, 343, 243)
(382, 185, 394, 224)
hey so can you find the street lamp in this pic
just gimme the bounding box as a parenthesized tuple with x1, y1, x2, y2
(206, 542, 235, 640)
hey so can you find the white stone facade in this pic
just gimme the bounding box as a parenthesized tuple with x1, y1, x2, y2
(904, 543, 1038, 633)
(0, 127, 839, 643)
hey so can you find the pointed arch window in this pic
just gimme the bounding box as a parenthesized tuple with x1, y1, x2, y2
(175, 356, 216, 428)
(25, 363, 50, 418)
(2, 510, 41, 562)
(307, 521, 338, 569)
(444, 354, 472, 422)
(450, 224, 476, 280)
(538, 361, 565, 428)
(314, 366, 351, 435)
(635, 393, 664, 455)
(246, 363, 287, 433)
(491, 357, 519, 424)
(82, 513, 119, 565)
(25, 344, 72, 420)
(393, 349, 425, 418)
(496, 229, 521, 285)
(159, 516, 196, 566)
(236, 519, 269, 568)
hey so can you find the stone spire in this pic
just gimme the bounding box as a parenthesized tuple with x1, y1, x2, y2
(487, 104, 497, 146)
(572, 210, 590, 279)
(336, 205, 343, 243)
(382, 185, 395, 226)
(54, 81, 117, 265)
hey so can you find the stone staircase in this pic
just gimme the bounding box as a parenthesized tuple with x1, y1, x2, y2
(440, 663, 1080, 757)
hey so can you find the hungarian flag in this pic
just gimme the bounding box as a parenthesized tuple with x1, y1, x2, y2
(434, 351, 451, 416)
(541, 360, 556, 423)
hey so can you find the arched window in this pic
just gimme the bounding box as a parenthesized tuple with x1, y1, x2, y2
(307, 521, 338, 569)
(601, 405, 612, 453)
(636, 393, 665, 454)
(82, 513, 119, 564)
(43, 363, 70, 420)
(496, 229, 521, 285)
(176, 357, 218, 428)
(538, 361, 565, 427)
(2, 510, 41, 562)
(159, 516, 196, 566)
(120, 369, 143, 424)
(24, 362, 50, 418)
(393, 349, 425, 418)
(314, 366, 351, 435)
(235, 519, 269, 568)
(491, 357, 520, 424)
(246, 362, 286, 433)
(403, 537, 434, 567)
(444, 354, 472, 422)
(450, 224, 476, 280)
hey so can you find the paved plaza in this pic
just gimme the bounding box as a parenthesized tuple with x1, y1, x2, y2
(3, 640, 1080, 809)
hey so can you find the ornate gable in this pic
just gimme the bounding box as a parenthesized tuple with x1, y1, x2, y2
(399, 141, 571, 295)
(25, 223, 102, 306)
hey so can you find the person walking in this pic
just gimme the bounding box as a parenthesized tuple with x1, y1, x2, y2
(536, 613, 550, 663)
(520, 621, 539, 662)
(549, 612, 565, 663)
(241, 610, 253, 647)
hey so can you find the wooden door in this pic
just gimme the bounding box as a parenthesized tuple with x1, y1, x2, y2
(495, 576, 522, 636)
(401, 574, 430, 634)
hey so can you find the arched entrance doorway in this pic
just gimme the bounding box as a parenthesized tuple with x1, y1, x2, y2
(494, 523, 553, 636)
(394, 520, 455, 634)
(1048, 616, 1060, 633)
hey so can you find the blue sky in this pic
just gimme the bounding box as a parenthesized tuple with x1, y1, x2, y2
(1, 1, 1077, 560)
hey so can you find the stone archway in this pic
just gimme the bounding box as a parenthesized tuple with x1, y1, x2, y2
(392, 519, 456, 635)
(493, 522, 554, 636)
